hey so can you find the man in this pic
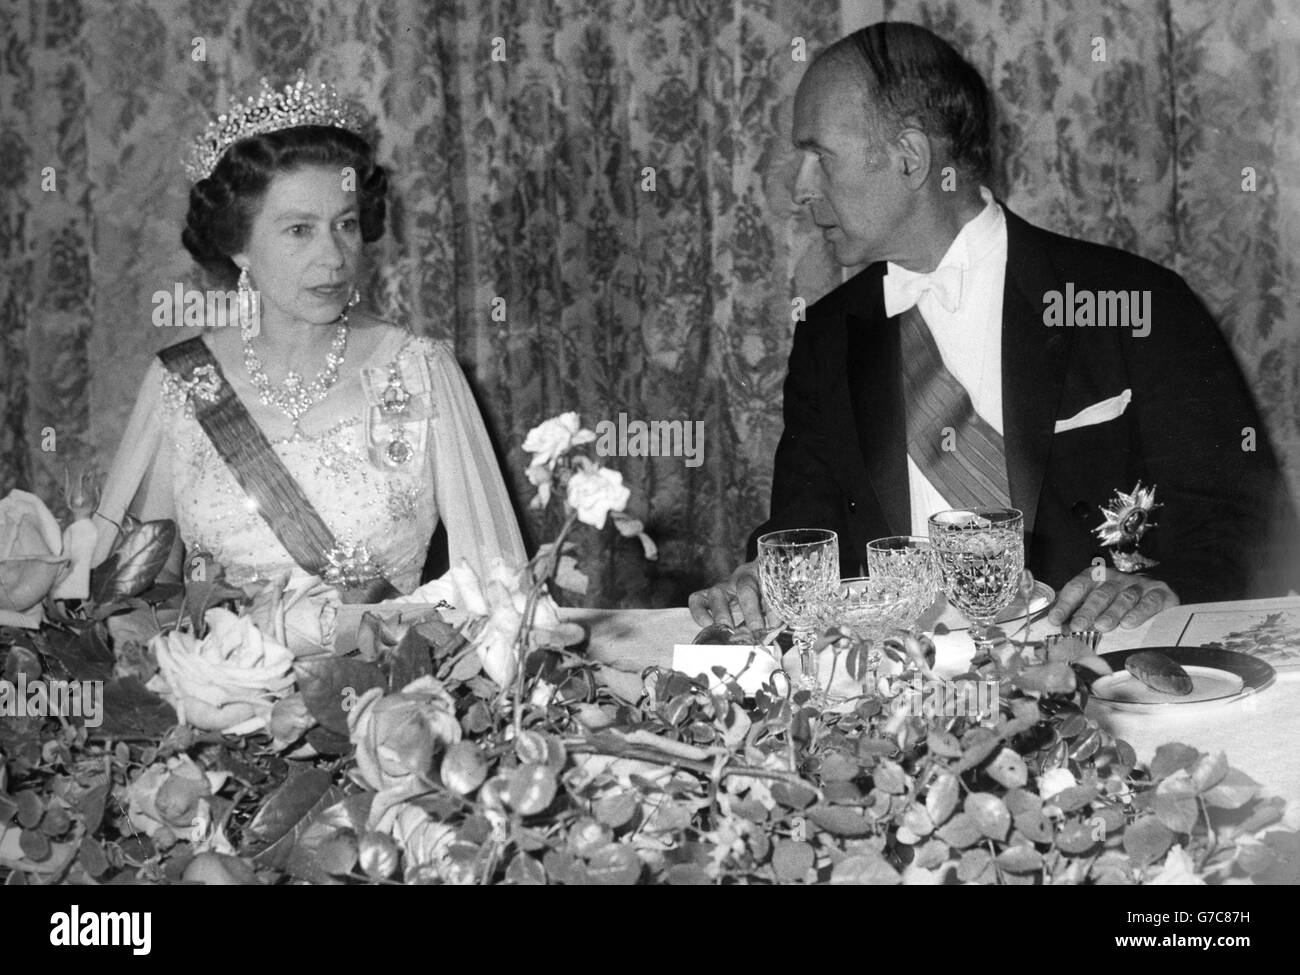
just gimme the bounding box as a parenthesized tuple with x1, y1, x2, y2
(691, 22, 1296, 635)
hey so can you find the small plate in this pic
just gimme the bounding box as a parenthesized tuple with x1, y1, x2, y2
(1089, 646, 1276, 711)
(936, 581, 1055, 631)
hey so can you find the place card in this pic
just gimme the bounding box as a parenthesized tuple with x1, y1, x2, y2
(671, 643, 779, 694)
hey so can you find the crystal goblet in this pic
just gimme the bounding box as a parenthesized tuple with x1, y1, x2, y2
(757, 529, 840, 699)
(865, 535, 939, 632)
(927, 508, 1025, 660)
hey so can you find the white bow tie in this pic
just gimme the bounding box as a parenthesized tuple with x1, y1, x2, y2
(883, 263, 964, 316)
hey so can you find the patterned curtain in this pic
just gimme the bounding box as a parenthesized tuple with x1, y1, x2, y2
(2, 0, 1297, 608)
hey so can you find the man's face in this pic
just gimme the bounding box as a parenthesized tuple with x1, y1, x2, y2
(791, 59, 910, 267)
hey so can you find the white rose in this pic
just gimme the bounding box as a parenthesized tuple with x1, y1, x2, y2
(475, 562, 581, 686)
(443, 562, 491, 616)
(1038, 767, 1077, 800)
(475, 599, 524, 688)
(525, 462, 553, 508)
(521, 412, 596, 468)
(149, 608, 296, 736)
(126, 755, 229, 843)
(248, 573, 340, 658)
(346, 676, 462, 794)
(403, 560, 491, 618)
(0, 489, 68, 614)
(1146, 845, 1206, 885)
(405, 560, 579, 689)
(372, 800, 463, 884)
(566, 465, 631, 529)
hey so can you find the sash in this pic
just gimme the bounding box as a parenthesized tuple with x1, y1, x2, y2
(157, 338, 398, 604)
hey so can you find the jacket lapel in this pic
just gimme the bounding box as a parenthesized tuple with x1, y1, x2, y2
(1000, 208, 1072, 539)
(842, 266, 911, 536)
(835, 207, 1072, 541)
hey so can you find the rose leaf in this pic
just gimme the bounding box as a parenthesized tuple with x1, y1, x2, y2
(295, 656, 386, 737)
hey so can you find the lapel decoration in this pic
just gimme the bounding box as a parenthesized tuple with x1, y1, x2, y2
(362, 348, 433, 471)
(1094, 481, 1161, 573)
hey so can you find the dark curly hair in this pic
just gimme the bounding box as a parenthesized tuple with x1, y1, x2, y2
(182, 125, 388, 288)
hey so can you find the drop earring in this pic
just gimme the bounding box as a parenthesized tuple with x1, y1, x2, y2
(237, 267, 259, 331)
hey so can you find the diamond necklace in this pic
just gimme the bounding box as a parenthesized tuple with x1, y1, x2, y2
(243, 313, 349, 433)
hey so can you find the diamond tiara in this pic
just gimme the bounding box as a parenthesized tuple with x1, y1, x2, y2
(183, 72, 369, 183)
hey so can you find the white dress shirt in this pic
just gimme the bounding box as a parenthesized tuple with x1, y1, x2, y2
(882, 186, 1009, 536)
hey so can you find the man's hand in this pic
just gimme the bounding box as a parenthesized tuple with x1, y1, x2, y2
(688, 560, 770, 632)
(1047, 566, 1179, 633)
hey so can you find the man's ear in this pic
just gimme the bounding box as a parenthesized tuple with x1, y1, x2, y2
(894, 127, 932, 189)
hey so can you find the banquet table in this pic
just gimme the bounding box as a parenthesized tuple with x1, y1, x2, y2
(563, 598, 1300, 828)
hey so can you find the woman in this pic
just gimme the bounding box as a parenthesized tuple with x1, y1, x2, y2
(92, 76, 526, 600)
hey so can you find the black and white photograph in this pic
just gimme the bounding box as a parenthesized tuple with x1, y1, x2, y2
(1, 0, 1298, 906)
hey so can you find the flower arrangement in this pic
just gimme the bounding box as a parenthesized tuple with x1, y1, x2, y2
(0, 425, 1295, 885)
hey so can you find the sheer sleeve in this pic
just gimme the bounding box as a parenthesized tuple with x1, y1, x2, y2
(424, 340, 527, 578)
(92, 359, 177, 567)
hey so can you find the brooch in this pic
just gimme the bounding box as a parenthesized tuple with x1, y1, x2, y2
(385, 424, 414, 466)
(362, 350, 432, 470)
(1094, 481, 1161, 573)
(380, 363, 413, 465)
(164, 365, 221, 417)
(380, 363, 411, 416)
(323, 540, 384, 589)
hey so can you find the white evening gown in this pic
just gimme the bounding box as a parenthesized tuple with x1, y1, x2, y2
(91, 328, 526, 593)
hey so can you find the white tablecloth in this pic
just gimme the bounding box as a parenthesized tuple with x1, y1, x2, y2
(567, 600, 1300, 827)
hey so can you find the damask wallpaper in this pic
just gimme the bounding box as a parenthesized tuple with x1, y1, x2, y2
(2, 0, 1297, 607)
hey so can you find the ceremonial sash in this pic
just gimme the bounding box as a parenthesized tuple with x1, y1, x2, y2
(157, 338, 398, 604)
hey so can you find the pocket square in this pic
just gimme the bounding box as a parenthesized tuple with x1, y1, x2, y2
(1053, 389, 1132, 434)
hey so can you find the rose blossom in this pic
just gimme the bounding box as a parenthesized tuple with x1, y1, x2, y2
(347, 676, 462, 794)
(248, 572, 340, 658)
(0, 489, 69, 615)
(403, 560, 490, 618)
(358, 831, 400, 880)
(148, 608, 296, 736)
(474, 598, 527, 688)
(371, 799, 467, 884)
(525, 461, 554, 509)
(126, 755, 230, 843)
(403, 560, 581, 689)
(521, 412, 596, 468)
(1148, 845, 1206, 886)
(477, 561, 581, 686)
(566, 463, 631, 529)
(1038, 767, 1077, 800)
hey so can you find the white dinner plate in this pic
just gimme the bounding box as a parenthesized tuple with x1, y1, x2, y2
(1090, 665, 1244, 708)
(1087, 646, 1276, 712)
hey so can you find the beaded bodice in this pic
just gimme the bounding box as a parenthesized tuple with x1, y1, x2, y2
(159, 332, 440, 592)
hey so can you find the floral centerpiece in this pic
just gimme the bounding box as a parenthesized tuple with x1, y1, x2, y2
(0, 422, 1296, 885)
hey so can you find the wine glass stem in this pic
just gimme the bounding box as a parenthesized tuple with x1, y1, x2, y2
(793, 626, 813, 672)
(970, 617, 997, 658)
(792, 626, 822, 699)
